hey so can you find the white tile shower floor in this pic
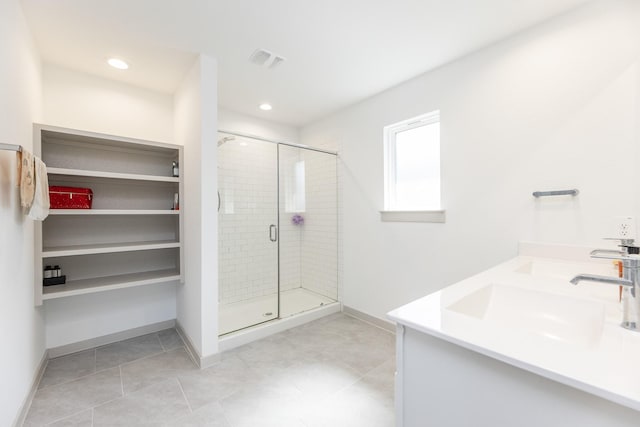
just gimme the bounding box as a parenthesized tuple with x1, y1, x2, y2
(219, 288, 336, 335)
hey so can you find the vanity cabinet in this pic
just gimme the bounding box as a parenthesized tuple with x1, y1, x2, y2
(33, 124, 184, 305)
(394, 325, 639, 427)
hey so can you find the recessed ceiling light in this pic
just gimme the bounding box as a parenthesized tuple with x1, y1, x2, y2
(107, 58, 129, 70)
(259, 103, 272, 111)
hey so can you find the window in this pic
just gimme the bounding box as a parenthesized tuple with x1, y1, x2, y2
(384, 111, 441, 213)
(284, 160, 306, 213)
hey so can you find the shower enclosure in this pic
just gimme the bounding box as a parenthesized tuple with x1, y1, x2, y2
(217, 131, 338, 335)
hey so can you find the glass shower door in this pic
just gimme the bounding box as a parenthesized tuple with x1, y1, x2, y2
(218, 134, 279, 335)
(278, 145, 338, 318)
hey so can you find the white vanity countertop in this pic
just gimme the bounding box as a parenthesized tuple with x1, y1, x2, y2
(387, 242, 640, 411)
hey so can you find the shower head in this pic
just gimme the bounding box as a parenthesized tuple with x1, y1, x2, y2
(218, 136, 235, 146)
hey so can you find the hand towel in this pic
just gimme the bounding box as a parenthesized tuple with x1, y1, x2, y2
(28, 156, 50, 220)
(19, 149, 35, 208)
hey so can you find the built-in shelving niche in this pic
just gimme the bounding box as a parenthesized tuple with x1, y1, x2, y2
(34, 124, 184, 305)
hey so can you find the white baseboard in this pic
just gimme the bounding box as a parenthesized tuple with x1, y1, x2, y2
(13, 349, 48, 427)
(48, 319, 176, 358)
(175, 321, 221, 369)
(342, 305, 395, 333)
(199, 352, 221, 369)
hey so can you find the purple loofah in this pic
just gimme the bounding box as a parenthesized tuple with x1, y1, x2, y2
(292, 214, 304, 225)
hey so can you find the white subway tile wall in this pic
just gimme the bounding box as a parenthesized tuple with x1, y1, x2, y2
(279, 147, 303, 293)
(218, 136, 338, 309)
(297, 133, 343, 304)
(296, 148, 338, 300)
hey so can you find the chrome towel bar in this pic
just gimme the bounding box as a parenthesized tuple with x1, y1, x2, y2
(532, 189, 579, 198)
(0, 143, 22, 152)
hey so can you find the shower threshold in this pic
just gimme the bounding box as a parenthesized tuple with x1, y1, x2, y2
(219, 288, 336, 336)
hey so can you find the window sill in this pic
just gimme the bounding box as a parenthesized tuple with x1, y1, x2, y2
(380, 210, 446, 223)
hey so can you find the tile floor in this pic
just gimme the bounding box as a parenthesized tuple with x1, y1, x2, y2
(24, 313, 396, 426)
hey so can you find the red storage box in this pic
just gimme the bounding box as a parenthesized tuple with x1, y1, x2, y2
(49, 186, 93, 209)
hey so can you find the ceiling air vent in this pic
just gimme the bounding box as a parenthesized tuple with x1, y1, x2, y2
(249, 49, 286, 69)
(269, 55, 285, 69)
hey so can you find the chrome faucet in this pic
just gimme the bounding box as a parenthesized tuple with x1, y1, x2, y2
(570, 239, 640, 332)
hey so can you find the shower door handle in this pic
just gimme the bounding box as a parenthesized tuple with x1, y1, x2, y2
(269, 224, 278, 242)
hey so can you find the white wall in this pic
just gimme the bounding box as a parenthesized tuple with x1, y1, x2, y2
(41, 64, 178, 348)
(44, 285, 178, 348)
(175, 55, 219, 360)
(43, 64, 174, 142)
(0, 1, 44, 425)
(301, 0, 640, 320)
(219, 108, 299, 143)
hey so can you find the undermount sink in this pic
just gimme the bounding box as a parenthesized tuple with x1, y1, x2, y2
(446, 283, 605, 348)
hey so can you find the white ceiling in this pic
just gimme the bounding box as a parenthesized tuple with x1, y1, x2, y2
(21, 0, 592, 127)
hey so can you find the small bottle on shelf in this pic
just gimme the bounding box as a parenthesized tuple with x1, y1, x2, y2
(172, 161, 179, 177)
(172, 193, 179, 210)
(44, 265, 53, 279)
(53, 265, 61, 278)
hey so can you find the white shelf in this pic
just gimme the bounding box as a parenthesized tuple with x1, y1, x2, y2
(43, 240, 181, 257)
(49, 209, 180, 215)
(41, 126, 179, 155)
(42, 269, 181, 300)
(34, 124, 184, 306)
(48, 167, 179, 183)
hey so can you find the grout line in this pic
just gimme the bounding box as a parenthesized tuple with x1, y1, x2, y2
(358, 356, 394, 379)
(89, 395, 126, 416)
(37, 365, 117, 391)
(218, 388, 240, 404)
(118, 346, 186, 371)
(88, 368, 177, 418)
(89, 360, 192, 417)
(315, 363, 364, 403)
(119, 365, 124, 397)
(94, 374, 179, 411)
(42, 408, 92, 426)
(176, 377, 194, 414)
(157, 332, 166, 352)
